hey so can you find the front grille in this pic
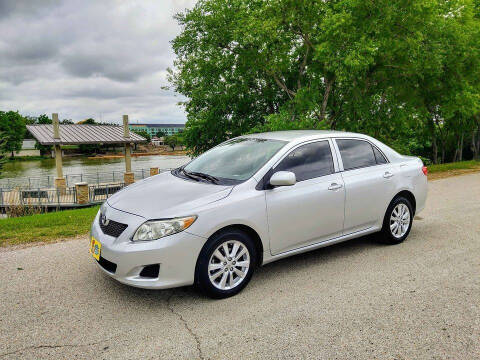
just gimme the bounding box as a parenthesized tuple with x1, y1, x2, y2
(99, 218, 128, 238)
(97, 256, 117, 273)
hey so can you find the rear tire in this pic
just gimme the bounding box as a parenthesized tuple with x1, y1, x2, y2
(195, 229, 257, 299)
(377, 196, 413, 245)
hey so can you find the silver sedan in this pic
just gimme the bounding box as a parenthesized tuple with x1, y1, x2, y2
(90, 130, 428, 298)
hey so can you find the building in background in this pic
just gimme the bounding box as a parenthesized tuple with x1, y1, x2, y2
(129, 123, 185, 137)
(151, 137, 164, 146)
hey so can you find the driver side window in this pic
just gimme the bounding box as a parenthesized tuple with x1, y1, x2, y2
(274, 141, 334, 182)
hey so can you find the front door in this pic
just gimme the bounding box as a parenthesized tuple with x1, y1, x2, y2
(266, 140, 345, 255)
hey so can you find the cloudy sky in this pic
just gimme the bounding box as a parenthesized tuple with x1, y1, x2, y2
(0, 0, 197, 124)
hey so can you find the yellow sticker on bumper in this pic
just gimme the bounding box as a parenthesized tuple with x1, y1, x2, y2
(90, 236, 101, 261)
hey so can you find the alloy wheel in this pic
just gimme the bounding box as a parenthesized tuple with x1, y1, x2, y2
(208, 240, 250, 290)
(390, 203, 411, 238)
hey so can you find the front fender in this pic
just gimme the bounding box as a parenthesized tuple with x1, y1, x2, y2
(185, 188, 270, 255)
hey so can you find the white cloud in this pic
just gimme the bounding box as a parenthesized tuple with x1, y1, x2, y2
(0, 0, 196, 124)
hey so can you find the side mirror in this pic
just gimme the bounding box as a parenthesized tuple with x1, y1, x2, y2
(269, 171, 296, 187)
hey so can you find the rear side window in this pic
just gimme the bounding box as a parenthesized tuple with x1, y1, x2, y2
(373, 146, 388, 164)
(275, 141, 334, 182)
(336, 139, 377, 170)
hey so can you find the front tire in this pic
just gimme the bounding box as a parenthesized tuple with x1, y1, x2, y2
(377, 196, 413, 245)
(195, 229, 257, 299)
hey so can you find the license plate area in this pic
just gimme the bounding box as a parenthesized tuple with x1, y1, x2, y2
(90, 236, 101, 261)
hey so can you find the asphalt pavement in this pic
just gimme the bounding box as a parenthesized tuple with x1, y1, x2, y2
(0, 173, 479, 359)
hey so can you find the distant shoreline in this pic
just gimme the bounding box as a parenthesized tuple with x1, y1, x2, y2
(88, 150, 187, 159)
(7, 150, 188, 162)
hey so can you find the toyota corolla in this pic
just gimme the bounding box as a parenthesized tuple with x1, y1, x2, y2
(90, 130, 427, 298)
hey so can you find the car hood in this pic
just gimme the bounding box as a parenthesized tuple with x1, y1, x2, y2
(107, 171, 233, 219)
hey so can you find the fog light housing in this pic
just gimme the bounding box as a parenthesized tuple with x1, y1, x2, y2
(139, 264, 160, 278)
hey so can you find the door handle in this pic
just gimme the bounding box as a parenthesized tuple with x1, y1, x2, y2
(383, 171, 394, 179)
(328, 183, 343, 191)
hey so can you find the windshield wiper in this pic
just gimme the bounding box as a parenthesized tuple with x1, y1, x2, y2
(181, 168, 202, 182)
(187, 171, 219, 184)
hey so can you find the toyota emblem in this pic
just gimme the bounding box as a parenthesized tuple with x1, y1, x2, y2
(101, 213, 110, 226)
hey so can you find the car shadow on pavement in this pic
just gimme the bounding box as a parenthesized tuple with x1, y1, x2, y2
(94, 233, 380, 306)
(253, 234, 379, 283)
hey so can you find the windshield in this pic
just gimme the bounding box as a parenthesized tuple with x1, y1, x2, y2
(182, 138, 287, 182)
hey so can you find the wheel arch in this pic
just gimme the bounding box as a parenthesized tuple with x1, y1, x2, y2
(391, 189, 416, 215)
(198, 224, 264, 269)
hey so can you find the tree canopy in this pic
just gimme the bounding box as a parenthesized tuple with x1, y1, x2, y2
(0, 111, 26, 157)
(155, 130, 166, 138)
(0, 132, 7, 173)
(132, 129, 152, 143)
(164, 133, 184, 151)
(170, 0, 480, 162)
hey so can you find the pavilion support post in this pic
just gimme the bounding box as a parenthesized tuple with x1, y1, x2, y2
(52, 113, 66, 192)
(123, 115, 134, 185)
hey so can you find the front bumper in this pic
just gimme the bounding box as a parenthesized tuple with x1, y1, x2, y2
(90, 205, 207, 289)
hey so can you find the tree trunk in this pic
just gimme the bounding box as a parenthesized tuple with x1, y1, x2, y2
(459, 132, 464, 161)
(472, 124, 480, 160)
(432, 133, 438, 164)
(441, 140, 446, 163)
(429, 115, 438, 164)
(318, 77, 334, 125)
(452, 132, 464, 162)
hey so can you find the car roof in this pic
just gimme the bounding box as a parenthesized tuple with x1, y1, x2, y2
(241, 130, 366, 142)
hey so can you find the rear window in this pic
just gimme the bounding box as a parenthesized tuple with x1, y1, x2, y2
(373, 146, 388, 164)
(336, 139, 377, 170)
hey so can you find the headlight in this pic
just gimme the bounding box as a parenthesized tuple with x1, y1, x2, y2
(132, 216, 197, 241)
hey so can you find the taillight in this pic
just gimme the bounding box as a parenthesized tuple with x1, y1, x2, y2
(422, 166, 428, 176)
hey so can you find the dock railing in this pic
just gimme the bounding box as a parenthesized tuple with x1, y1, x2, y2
(0, 167, 172, 190)
(0, 187, 77, 207)
(0, 165, 173, 212)
(0, 183, 128, 208)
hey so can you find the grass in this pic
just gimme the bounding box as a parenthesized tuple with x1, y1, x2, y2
(428, 159, 480, 173)
(0, 205, 99, 247)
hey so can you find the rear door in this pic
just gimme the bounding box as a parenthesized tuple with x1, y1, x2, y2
(334, 138, 396, 234)
(266, 139, 345, 255)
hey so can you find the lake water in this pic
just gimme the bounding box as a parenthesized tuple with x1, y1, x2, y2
(0, 155, 190, 180)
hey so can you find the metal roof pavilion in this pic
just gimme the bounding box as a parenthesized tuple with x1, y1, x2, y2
(27, 124, 147, 145)
(26, 114, 145, 189)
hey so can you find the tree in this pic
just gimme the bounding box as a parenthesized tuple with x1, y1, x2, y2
(164, 134, 183, 151)
(155, 130, 166, 138)
(77, 118, 96, 125)
(0, 111, 26, 157)
(32, 114, 52, 154)
(410, 0, 480, 163)
(0, 132, 7, 173)
(170, 0, 480, 160)
(23, 116, 37, 139)
(37, 114, 52, 124)
(132, 130, 151, 143)
(78, 143, 101, 154)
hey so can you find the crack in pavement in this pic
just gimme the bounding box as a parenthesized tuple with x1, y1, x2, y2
(0, 339, 108, 358)
(166, 292, 205, 360)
